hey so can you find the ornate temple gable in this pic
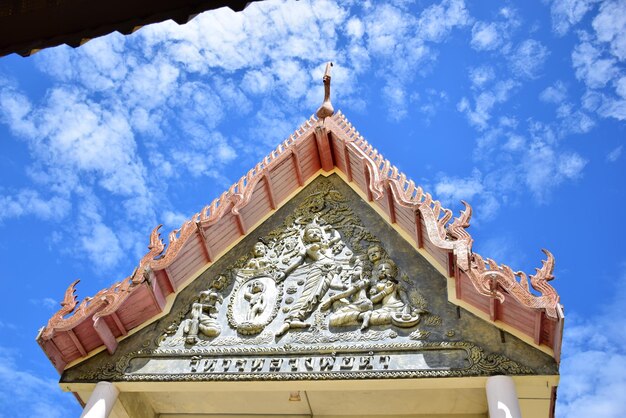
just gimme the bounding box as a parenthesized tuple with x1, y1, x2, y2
(61, 176, 558, 384)
(38, 109, 563, 374)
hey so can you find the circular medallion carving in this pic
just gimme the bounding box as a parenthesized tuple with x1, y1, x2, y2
(227, 275, 283, 335)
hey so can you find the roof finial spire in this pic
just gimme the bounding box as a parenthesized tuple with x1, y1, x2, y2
(316, 62, 334, 120)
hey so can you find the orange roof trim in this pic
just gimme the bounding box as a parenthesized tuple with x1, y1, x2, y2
(38, 112, 563, 373)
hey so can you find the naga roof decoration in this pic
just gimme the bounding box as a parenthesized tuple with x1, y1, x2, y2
(38, 111, 563, 374)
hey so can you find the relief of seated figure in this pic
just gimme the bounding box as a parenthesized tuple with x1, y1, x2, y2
(323, 258, 421, 330)
(367, 260, 421, 328)
(243, 242, 275, 276)
(183, 287, 223, 344)
(321, 262, 374, 329)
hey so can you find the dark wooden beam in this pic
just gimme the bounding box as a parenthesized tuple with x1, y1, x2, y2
(1, 0, 259, 57)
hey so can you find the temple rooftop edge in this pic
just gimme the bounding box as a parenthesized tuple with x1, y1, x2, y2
(37, 109, 564, 374)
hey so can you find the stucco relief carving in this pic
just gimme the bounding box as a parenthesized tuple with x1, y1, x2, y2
(169, 180, 432, 348)
(65, 178, 550, 384)
(323, 258, 422, 330)
(181, 275, 226, 344)
(228, 275, 282, 336)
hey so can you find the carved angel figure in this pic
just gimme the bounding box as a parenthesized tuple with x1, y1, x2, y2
(276, 219, 347, 336)
(322, 261, 374, 329)
(244, 279, 266, 321)
(240, 239, 303, 283)
(183, 287, 223, 344)
(322, 258, 422, 330)
(367, 261, 421, 328)
(247, 242, 272, 270)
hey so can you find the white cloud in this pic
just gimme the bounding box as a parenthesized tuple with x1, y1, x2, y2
(598, 95, 626, 120)
(509, 39, 549, 79)
(1, 85, 149, 199)
(616, 76, 626, 98)
(592, 0, 626, 60)
(524, 141, 587, 200)
(0, 346, 75, 418)
(549, 0, 601, 35)
(469, 66, 495, 88)
(417, 88, 449, 122)
(477, 193, 501, 221)
(162, 210, 189, 228)
(123, 58, 181, 111)
(79, 217, 124, 270)
(0, 87, 36, 138)
(540, 81, 568, 103)
(383, 80, 409, 121)
(364, 5, 413, 57)
(417, 0, 470, 42)
(471, 22, 501, 51)
(0, 189, 70, 222)
(346, 17, 365, 39)
(434, 169, 484, 205)
(572, 41, 618, 89)
(568, 3, 626, 124)
(503, 133, 525, 151)
(557, 269, 626, 417)
(241, 69, 275, 95)
(606, 145, 623, 161)
(558, 152, 587, 178)
(457, 79, 518, 129)
(352, 0, 469, 119)
(555, 103, 596, 134)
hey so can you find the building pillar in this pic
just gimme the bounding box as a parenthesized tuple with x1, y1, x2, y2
(486, 375, 522, 418)
(80, 381, 119, 418)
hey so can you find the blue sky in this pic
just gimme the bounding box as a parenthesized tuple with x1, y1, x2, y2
(0, 0, 625, 416)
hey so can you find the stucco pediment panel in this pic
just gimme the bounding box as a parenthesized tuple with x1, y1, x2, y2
(62, 175, 557, 383)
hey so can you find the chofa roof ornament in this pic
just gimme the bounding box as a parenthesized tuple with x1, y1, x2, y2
(316, 62, 334, 120)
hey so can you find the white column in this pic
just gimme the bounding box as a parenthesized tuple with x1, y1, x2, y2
(486, 375, 522, 418)
(80, 381, 120, 418)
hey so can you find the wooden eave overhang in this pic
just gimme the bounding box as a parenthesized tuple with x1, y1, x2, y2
(0, 0, 258, 57)
(37, 112, 564, 373)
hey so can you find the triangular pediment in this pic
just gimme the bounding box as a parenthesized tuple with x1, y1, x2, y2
(39, 112, 563, 383)
(60, 174, 557, 384)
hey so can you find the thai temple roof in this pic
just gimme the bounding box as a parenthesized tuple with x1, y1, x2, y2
(37, 65, 564, 375)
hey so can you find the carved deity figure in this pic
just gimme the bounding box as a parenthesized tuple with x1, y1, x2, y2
(276, 220, 347, 336)
(322, 261, 374, 329)
(183, 279, 224, 344)
(241, 240, 302, 283)
(367, 261, 421, 328)
(367, 244, 384, 266)
(247, 242, 272, 270)
(322, 258, 421, 330)
(244, 279, 266, 321)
